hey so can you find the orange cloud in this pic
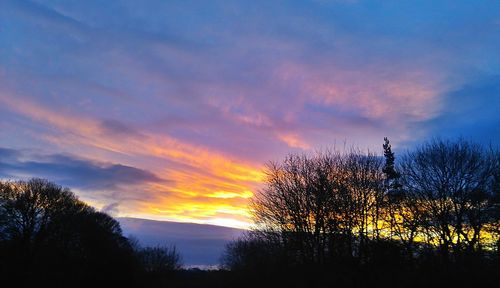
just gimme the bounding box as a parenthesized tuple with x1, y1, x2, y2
(277, 132, 311, 149)
(0, 93, 263, 228)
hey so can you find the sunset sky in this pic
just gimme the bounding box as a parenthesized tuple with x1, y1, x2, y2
(1, 0, 499, 228)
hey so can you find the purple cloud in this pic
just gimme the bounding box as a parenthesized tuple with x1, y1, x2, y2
(0, 0, 499, 227)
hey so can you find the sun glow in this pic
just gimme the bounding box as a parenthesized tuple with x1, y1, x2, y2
(0, 94, 264, 228)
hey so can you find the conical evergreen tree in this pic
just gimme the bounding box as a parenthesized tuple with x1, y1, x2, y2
(382, 137, 401, 193)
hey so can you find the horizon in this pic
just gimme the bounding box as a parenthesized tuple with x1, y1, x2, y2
(118, 215, 250, 230)
(118, 217, 244, 266)
(1, 0, 499, 229)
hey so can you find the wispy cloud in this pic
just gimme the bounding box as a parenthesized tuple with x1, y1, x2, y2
(0, 147, 164, 205)
(0, 0, 499, 227)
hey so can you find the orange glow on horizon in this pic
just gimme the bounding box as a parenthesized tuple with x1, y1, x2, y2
(0, 94, 264, 228)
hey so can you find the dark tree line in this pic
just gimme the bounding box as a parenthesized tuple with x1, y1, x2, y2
(222, 138, 500, 287)
(1, 138, 499, 287)
(0, 178, 182, 287)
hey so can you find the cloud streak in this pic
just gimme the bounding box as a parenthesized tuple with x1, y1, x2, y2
(0, 0, 499, 227)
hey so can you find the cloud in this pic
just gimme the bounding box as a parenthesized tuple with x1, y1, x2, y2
(0, 147, 166, 210)
(0, 0, 499, 227)
(0, 94, 264, 225)
(0, 148, 162, 188)
(408, 76, 500, 147)
(99, 119, 143, 138)
(101, 202, 120, 216)
(0, 148, 21, 161)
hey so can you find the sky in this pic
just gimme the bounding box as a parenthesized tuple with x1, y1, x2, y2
(0, 0, 499, 228)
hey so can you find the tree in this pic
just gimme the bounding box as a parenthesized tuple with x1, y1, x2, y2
(381, 138, 420, 257)
(250, 148, 385, 264)
(223, 139, 500, 286)
(136, 245, 182, 274)
(399, 139, 498, 257)
(383, 138, 401, 187)
(383, 137, 402, 194)
(339, 151, 385, 251)
(0, 179, 81, 244)
(221, 231, 285, 272)
(0, 178, 138, 285)
(252, 151, 344, 264)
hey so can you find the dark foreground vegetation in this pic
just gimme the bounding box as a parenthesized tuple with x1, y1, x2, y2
(0, 178, 181, 287)
(1, 138, 499, 287)
(221, 138, 500, 287)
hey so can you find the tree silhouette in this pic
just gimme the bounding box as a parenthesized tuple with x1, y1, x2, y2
(399, 139, 498, 258)
(382, 137, 402, 194)
(1, 139, 499, 287)
(250, 148, 386, 265)
(0, 178, 138, 286)
(137, 245, 182, 274)
(223, 139, 500, 287)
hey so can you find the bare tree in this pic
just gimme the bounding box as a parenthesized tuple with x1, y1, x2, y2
(221, 230, 285, 271)
(137, 245, 182, 273)
(251, 148, 385, 264)
(399, 139, 498, 257)
(252, 152, 339, 264)
(340, 151, 385, 255)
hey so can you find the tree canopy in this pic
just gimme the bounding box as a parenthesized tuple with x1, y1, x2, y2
(0, 178, 138, 286)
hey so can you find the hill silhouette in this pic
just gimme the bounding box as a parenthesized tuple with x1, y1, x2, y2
(119, 217, 244, 266)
